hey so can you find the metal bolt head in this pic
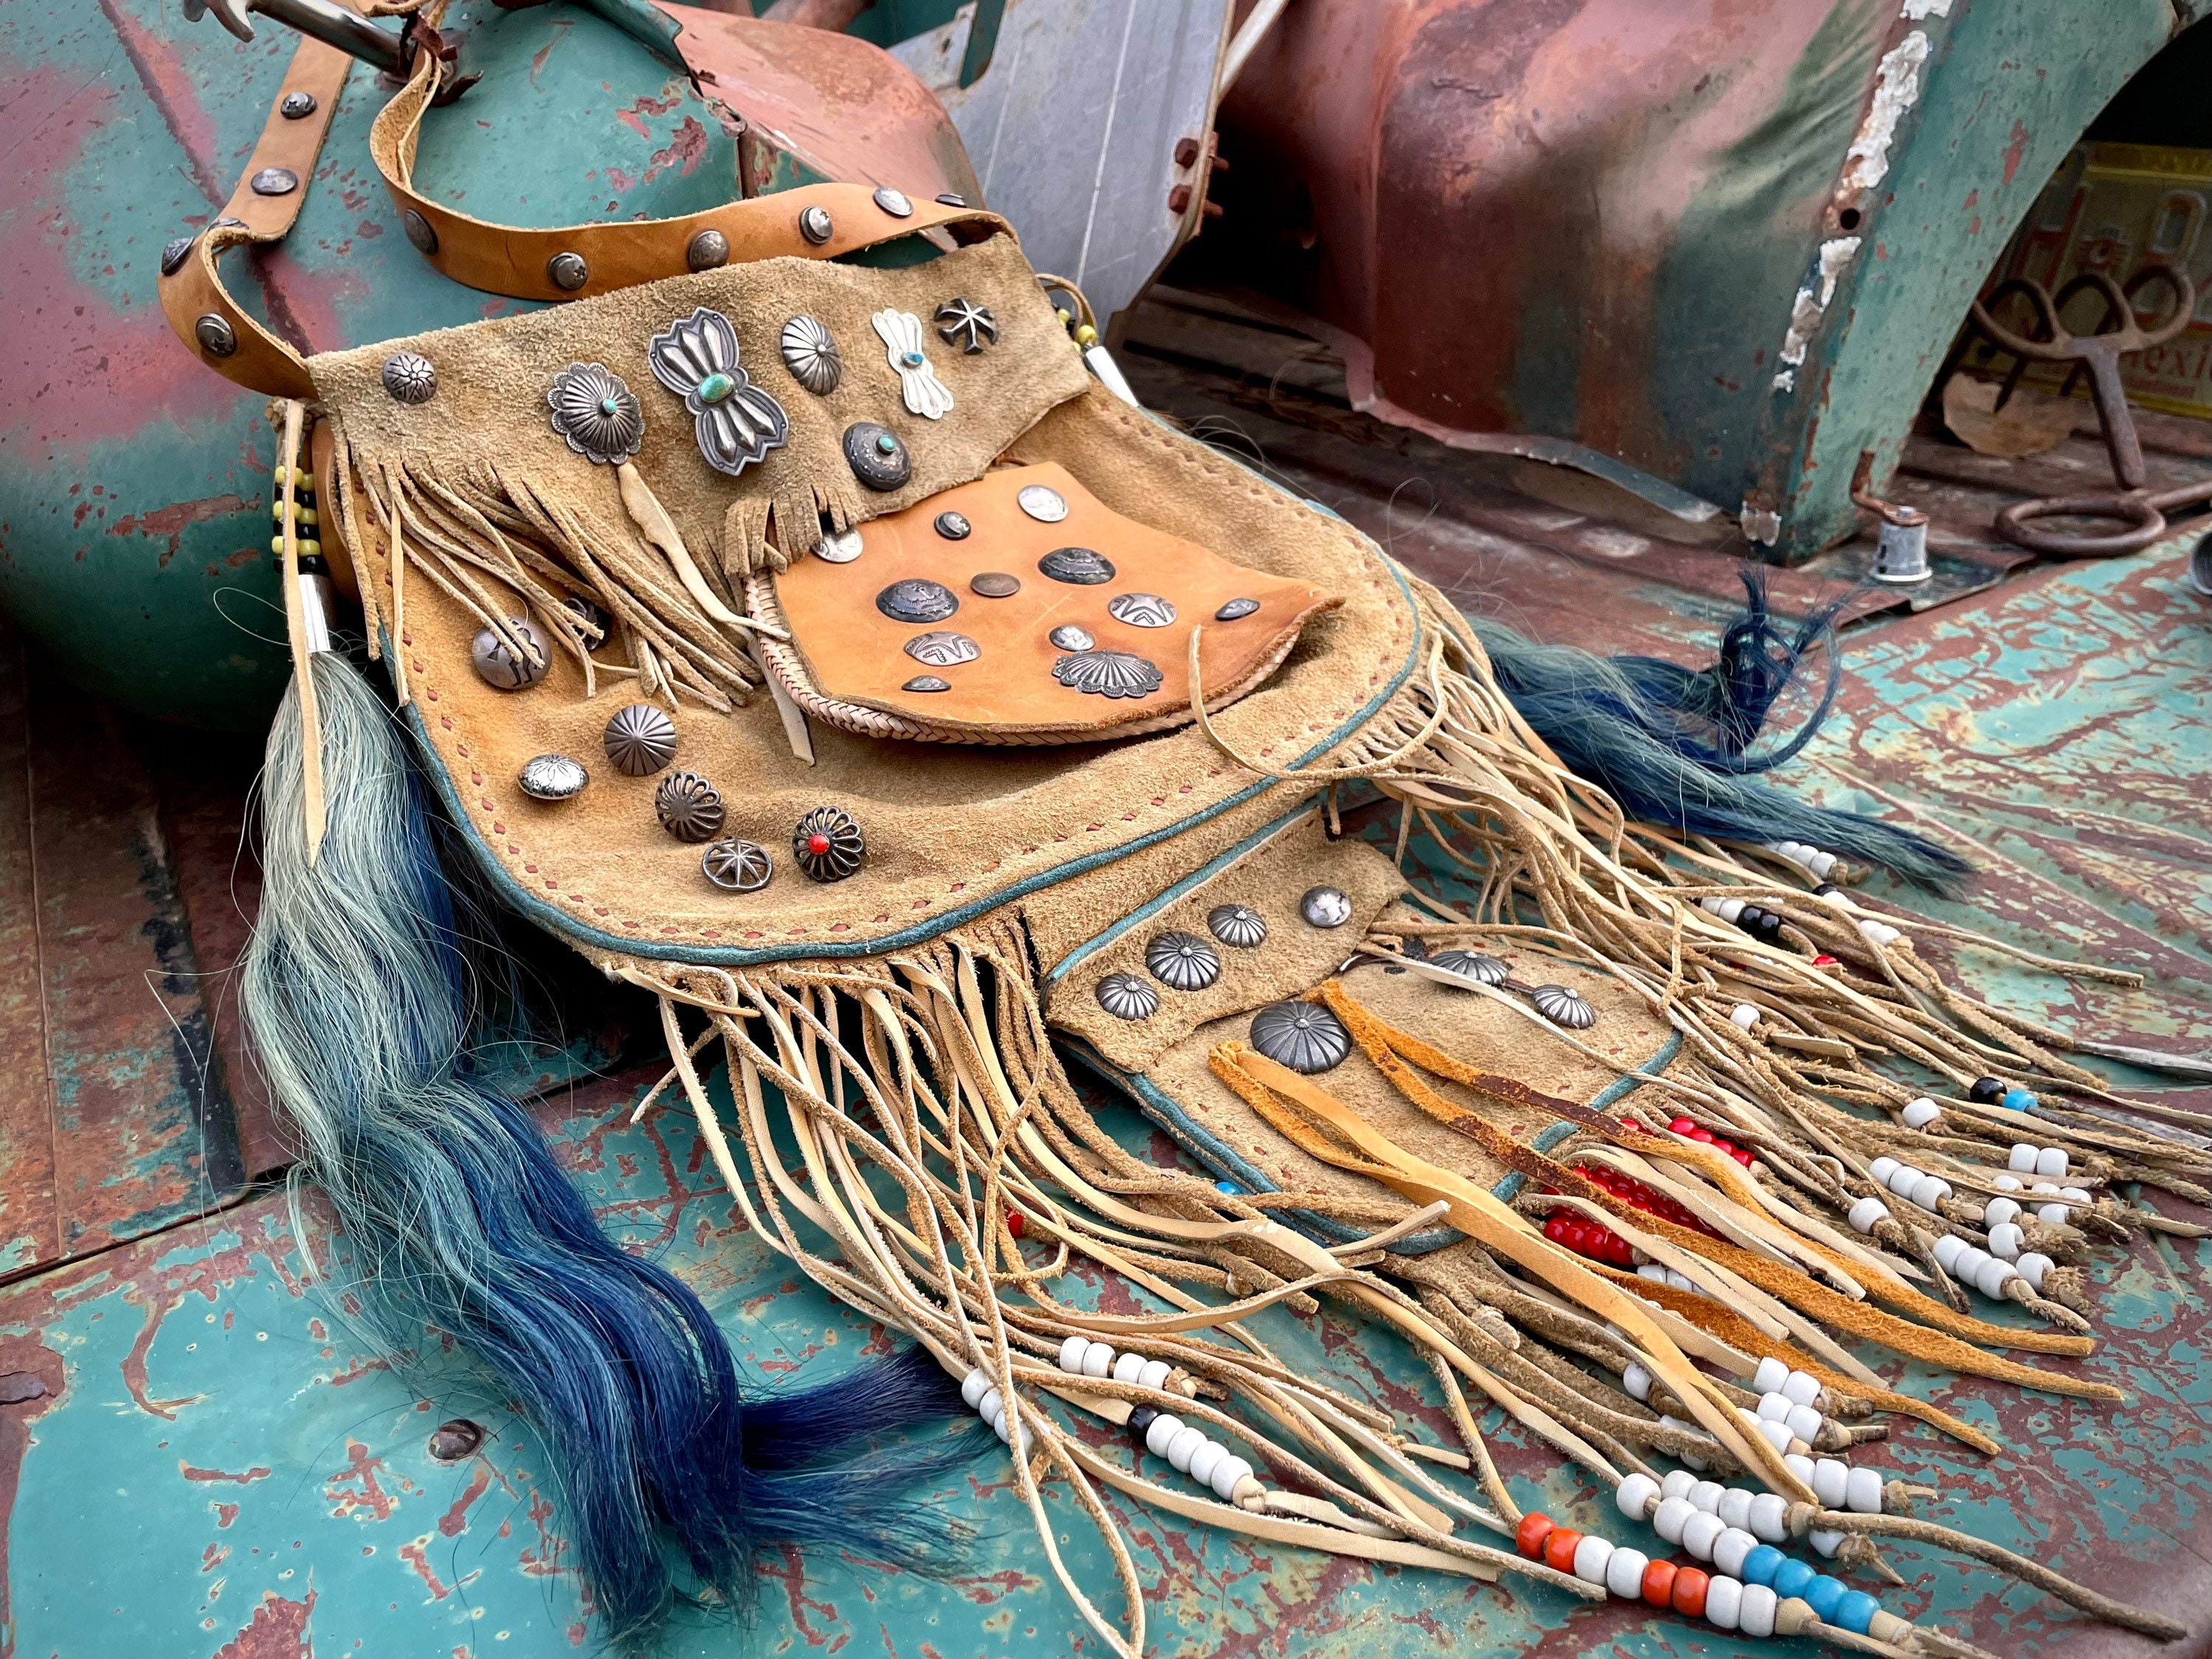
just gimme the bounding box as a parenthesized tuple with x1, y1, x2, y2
(161, 235, 195, 277)
(280, 89, 318, 120)
(798, 204, 834, 245)
(250, 166, 299, 196)
(402, 208, 439, 255)
(380, 351, 438, 404)
(873, 186, 914, 218)
(686, 227, 729, 272)
(546, 250, 589, 292)
(194, 314, 238, 358)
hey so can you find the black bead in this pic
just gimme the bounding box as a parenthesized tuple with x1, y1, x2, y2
(1968, 1076, 2006, 1103)
(1813, 882, 1839, 897)
(1755, 911, 1785, 939)
(1128, 1406, 1158, 1442)
(1735, 905, 1766, 931)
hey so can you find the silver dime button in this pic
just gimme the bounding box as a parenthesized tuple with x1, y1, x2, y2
(813, 528, 863, 563)
(1299, 886, 1353, 928)
(1017, 484, 1068, 523)
(1048, 624, 1094, 652)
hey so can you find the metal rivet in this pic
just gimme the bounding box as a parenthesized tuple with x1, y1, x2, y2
(547, 250, 589, 292)
(517, 753, 588, 801)
(902, 675, 951, 693)
(655, 771, 726, 843)
(161, 235, 195, 277)
(798, 204, 834, 244)
(779, 315, 841, 395)
(1207, 905, 1268, 949)
(194, 314, 238, 358)
(685, 227, 730, 271)
(471, 618, 550, 690)
(877, 579, 958, 624)
(970, 571, 1020, 599)
(702, 838, 773, 892)
(873, 186, 914, 218)
(1017, 484, 1069, 523)
(1146, 931, 1220, 992)
(1096, 973, 1158, 1021)
(427, 1419, 485, 1462)
(402, 208, 438, 255)
(1047, 624, 1094, 652)
(1215, 597, 1260, 621)
(251, 166, 299, 196)
(381, 351, 438, 404)
(1299, 886, 1353, 928)
(1107, 592, 1177, 628)
(280, 89, 318, 120)
(905, 630, 980, 667)
(603, 703, 678, 776)
(1249, 1002, 1350, 1075)
(934, 511, 972, 540)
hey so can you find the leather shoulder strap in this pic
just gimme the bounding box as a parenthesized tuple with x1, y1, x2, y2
(162, 43, 1010, 398)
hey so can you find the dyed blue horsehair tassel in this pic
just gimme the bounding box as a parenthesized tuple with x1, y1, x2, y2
(243, 650, 972, 1649)
(1469, 571, 1972, 891)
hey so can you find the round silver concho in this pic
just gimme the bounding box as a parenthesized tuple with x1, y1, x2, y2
(1249, 1001, 1350, 1075)
(655, 771, 726, 843)
(902, 675, 950, 693)
(1431, 949, 1510, 987)
(1529, 984, 1597, 1029)
(1095, 973, 1158, 1022)
(517, 753, 587, 801)
(1145, 931, 1221, 993)
(1017, 483, 1069, 523)
(471, 618, 549, 690)
(905, 631, 980, 668)
(1215, 598, 1260, 621)
(1107, 592, 1177, 628)
(793, 806, 865, 882)
(779, 315, 842, 396)
(877, 579, 958, 624)
(381, 351, 438, 404)
(701, 838, 773, 892)
(1299, 886, 1353, 929)
(547, 362, 643, 466)
(1048, 624, 1095, 652)
(1052, 649, 1161, 700)
(1037, 547, 1115, 585)
(1206, 905, 1268, 949)
(813, 528, 864, 564)
(603, 703, 678, 776)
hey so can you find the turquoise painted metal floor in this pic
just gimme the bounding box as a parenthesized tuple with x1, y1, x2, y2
(2, 461, 2208, 1655)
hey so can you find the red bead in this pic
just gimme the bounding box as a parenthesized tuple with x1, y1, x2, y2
(1515, 1513, 1554, 1559)
(1687, 1127, 1716, 1144)
(1607, 1235, 1635, 1267)
(1813, 953, 1839, 967)
(1642, 1558, 1677, 1607)
(807, 832, 832, 855)
(1668, 1117, 1697, 1135)
(1732, 1148, 1756, 1167)
(1543, 1527, 1583, 1574)
(1672, 1565, 1710, 1617)
(1005, 1210, 1025, 1238)
(1544, 1215, 1567, 1242)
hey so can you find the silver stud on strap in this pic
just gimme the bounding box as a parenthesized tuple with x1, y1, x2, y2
(547, 250, 589, 292)
(685, 228, 729, 272)
(194, 314, 238, 358)
(250, 166, 298, 196)
(798, 204, 834, 244)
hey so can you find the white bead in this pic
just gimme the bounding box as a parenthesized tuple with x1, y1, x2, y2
(1137, 1359, 1172, 1391)
(1705, 1573, 1744, 1629)
(2008, 1143, 2039, 1173)
(2039, 1203, 2071, 1225)
(2031, 1182, 2061, 1196)
(1973, 1255, 2016, 1300)
(1682, 1510, 1726, 1560)
(1210, 1455, 1253, 1500)
(1081, 1340, 1114, 1379)
(1653, 1497, 1696, 1544)
(1811, 1458, 1849, 1507)
(1718, 897, 1746, 922)
(977, 1387, 1003, 1423)
(1057, 1335, 1089, 1373)
(1782, 1370, 1821, 1408)
(1165, 1424, 1204, 1472)
(1606, 1545, 1651, 1599)
(1901, 1098, 1940, 1129)
(1932, 1233, 1966, 1272)
(1859, 919, 1898, 945)
(1637, 1263, 1670, 1283)
(1666, 1268, 1696, 1291)
(1689, 1479, 1725, 1514)
(1144, 1413, 1183, 1457)
(1756, 1391, 1791, 1424)
(1189, 1439, 1226, 1488)
(961, 1368, 990, 1409)
(1770, 841, 1803, 859)
(1659, 1469, 1698, 1502)
(1749, 1492, 1789, 1543)
(1987, 1221, 2023, 1259)
(1783, 1453, 1815, 1485)
(1752, 1356, 1789, 1396)
(1573, 1534, 1614, 1585)
(1739, 1581, 1779, 1638)
(2035, 1146, 2069, 1179)
(1717, 1487, 1755, 1531)
(1758, 1419, 1794, 1453)
(1713, 1526, 1757, 1579)
(1623, 1362, 1653, 1401)
(1809, 1528, 1845, 1557)
(1786, 1403, 1823, 1443)
(1701, 897, 1726, 915)
(2061, 1186, 2092, 1204)
(1845, 1466, 1884, 1514)
(1909, 1175, 1951, 1211)
(2016, 1251, 2053, 1290)
(1617, 1473, 1662, 1521)
(1807, 850, 1837, 878)
(1954, 1244, 1991, 1277)
(1848, 1196, 1889, 1234)
(1887, 1164, 1924, 1196)
(1112, 1351, 1146, 1384)
(1994, 1173, 2022, 1191)
(1985, 1196, 2020, 1227)
(1730, 1004, 1760, 1031)
(1869, 1156, 1901, 1186)
(988, 1405, 1008, 1440)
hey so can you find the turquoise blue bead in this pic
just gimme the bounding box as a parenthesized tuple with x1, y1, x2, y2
(1771, 1559, 1816, 1599)
(1214, 1179, 1241, 1195)
(1832, 1590, 1880, 1634)
(2002, 1087, 2037, 1110)
(1741, 1545, 1784, 1586)
(1803, 1575, 1847, 1619)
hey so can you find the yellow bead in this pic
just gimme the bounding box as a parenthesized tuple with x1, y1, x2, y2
(1074, 324, 1098, 347)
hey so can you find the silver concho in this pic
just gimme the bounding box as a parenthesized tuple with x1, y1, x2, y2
(1248, 1001, 1351, 1075)
(647, 307, 789, 477)
(1529, 984, 1597, 1029)
(655, 771, 726, 843)
(933, 297, 998, 354)
(1106, 592, 1177, 628)
(813, 528, 864, 564)
(1053, 649, 1162, 700)
(902, 675, 951, 693)
(702, 838, 773, 892)
(1145, 931, 1220, 993)
(1017, 484, 1069, 523)
(381, 351, 438, 404)
(1207, 905, 1268, 949)
(471, 618, 549, 690)
(779, 315, 842, 396)
(1432, 949, 1510, 987)
(1048, 624, 1095, 652)
(547, 362, 644, 466)
(905, 631, 980, 667)
(872, 308, 954, 420)
(877, 579, 958, 624)
(793, 806, 865, 882)
(1215, 598, 1260, 621)
(603, 703, 678, 776)
(844, 422, 913, 491)
(517, 753, 587, 801)
(1095, 973, 1158, 1021)
(1299, 886, 1353, 928)
(1038, 547, 1115, 585)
